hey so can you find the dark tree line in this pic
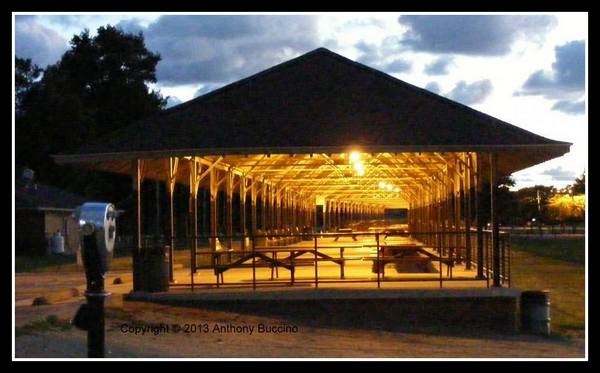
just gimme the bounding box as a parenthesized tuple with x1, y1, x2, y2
(478, 173, 585, 227)
(16, 25, 167, 211)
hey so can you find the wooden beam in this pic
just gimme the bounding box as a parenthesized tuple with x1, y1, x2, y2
(490, 152, 501, 287)
(239, 174, 247, 250)
(209, 167, 218, 251)
(166, 157, 178, 282)
(225, 169, 234, 250)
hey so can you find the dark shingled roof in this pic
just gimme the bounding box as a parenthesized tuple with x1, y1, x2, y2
(15, 183, 86, 211)
(61, 47, 569, 158)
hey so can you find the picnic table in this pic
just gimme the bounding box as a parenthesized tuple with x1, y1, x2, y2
(362, 241, 454, 277)
(382, 228, 410, 238)
(332, 228, 358, 241)
(213, 242, 363, 284)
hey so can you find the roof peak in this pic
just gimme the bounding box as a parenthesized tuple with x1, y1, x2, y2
(163, 47, 344, 113)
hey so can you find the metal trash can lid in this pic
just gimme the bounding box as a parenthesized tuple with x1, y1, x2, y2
(521, 290, 551, 302)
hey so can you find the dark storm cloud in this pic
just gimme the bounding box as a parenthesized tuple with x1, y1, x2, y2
(516, 40, 585, 116)
(383, 58, 412, 73)
(541, 167, 576, 181)
(446, 79, 493, 105)
(398, 15, 557, 56)
(116, 18, 147, 34)
(517, 40, 585, 98)
(355, 41, 380, 65)
(15, 16, 69, 67)
(424, 82, 441, 94)
(424, 57, 453, 75)
(355, 41, 411, 73)
(121, 15, 320, 86)
(552, 99, 585, 115)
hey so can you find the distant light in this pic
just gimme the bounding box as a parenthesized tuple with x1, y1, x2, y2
(379, 181, 386, 189)
(532, 218, 536, 222)
(386, 184, 393, 191)
(394, 187, 400, 193)
(349, 152, 361, 163)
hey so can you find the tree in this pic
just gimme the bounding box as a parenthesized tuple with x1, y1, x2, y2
(571, 172, 585, 195)
(16, 25, 166, 203)
(479, 176, 517, 226)
(15, 57, 42, 117)
(547, 194, 585, 225)
(512, 185, 556, 225)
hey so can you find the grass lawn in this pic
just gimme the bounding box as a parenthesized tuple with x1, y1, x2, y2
(15, 250, 133, 273)
(510, 236, 585, 338)
(14, 248, 196, 273)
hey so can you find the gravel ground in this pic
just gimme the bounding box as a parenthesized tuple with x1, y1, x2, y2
(14, 300, 585, 359)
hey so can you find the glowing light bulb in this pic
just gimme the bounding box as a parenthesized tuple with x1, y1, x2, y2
(394, 187, 400, 193)
(386, 184, 393, 191)
(379, 181, 386, 189)
(349, 152, 361, 163)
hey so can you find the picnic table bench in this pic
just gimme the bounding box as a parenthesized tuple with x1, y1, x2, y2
(333, 228, 359, 241)
(212, 244, 361, 283)
(362, 243, 454, 277)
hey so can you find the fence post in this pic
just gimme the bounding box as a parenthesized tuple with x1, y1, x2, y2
(376, 233, 381, 289)
(252, 234, 256, 290)
(314, 234, 318, 289)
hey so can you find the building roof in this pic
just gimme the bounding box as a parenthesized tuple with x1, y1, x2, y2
(15, 183, 86, 211)
(53, 47, 570, 184)
(57, 47, 569, 154)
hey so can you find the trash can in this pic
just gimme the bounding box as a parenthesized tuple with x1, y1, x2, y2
(132, 246, 170, 292)
(132, 249, 145, 292)
(144, 245, 170, 293)
(520, 290, 551, 336)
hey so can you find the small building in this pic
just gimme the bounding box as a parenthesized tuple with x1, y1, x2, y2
(15, 171, 85, 256)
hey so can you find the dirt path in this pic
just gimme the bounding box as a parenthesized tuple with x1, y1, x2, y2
(15, 301, 585, 358)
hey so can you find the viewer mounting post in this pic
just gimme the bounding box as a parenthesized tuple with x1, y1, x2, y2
(72, 202, 117, 358)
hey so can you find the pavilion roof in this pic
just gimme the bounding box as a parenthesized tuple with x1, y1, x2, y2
(52, 48, 571, 208)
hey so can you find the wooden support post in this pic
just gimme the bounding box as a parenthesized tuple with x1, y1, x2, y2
(225, 169, 234, 250)
(475, 153, 484, 279)
(209, 167, 218, 251)
(465, 153, 472, 270)
(131, 159, 144, 292)
(131, 159, 144, 254)
(454, 162, 461, 259)
(166, 157, 178, 282)
(239, 175, 247, 251)
(291, 193, 297, 231)
(251, 179, 257, 236)
(261, 182, 267, 231)
(490, 153, 501, 287)
(270, 185, 275, 232)
(189, 159, 201, 273)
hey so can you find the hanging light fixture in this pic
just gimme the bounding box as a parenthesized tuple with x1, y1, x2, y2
(349, 151, 361, 163)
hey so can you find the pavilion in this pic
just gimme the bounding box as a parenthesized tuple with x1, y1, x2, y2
(53, 48, 571, 290)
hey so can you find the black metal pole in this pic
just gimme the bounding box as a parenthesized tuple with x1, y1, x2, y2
(86, 293, 106, 358)
(82, 233, 109, 358)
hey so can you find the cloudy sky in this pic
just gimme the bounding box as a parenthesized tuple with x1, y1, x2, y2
(13, 13, 587, 189)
